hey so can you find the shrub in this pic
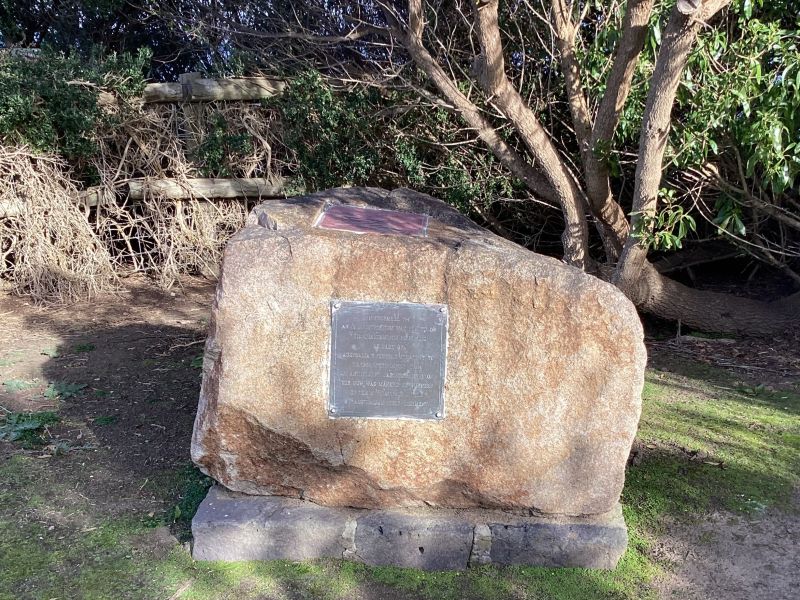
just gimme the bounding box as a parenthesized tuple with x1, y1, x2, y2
(0, 47, 150, 176)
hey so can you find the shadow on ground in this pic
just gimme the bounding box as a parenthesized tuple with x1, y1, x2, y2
(0, 280, 660, 599)
(1, 278, 798, 599)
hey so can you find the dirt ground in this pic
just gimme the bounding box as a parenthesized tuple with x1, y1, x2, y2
(0, 278, 212, 524)
(1, 276, 798, 599)
(652, 493, 800, 599)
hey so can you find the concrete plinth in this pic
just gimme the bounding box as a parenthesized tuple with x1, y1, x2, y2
(192, 486, 627, 570)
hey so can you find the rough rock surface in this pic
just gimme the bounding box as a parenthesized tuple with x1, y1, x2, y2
(191, 187, 645, 517)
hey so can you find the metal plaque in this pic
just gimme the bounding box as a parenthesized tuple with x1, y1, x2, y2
(328, 301, 447, 419)
(316, 205, 429, 237)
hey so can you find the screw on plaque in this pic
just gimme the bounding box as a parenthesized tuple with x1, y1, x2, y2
(439, 306, 446, 313)
(329, 407, 337, 414)
(435, 411, 443, 418)
(333, 302, 342, 310)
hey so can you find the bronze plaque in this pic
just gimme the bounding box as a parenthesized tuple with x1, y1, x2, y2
(328, 301, 447, 419)
(316, 205, 428, 237)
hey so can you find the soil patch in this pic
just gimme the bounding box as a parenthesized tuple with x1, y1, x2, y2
(652, 491, 800, 599)
(0, 276, 213, 520)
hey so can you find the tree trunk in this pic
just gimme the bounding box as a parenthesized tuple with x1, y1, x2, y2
(398, 0, 590, 268)
(398, 0, 795, 335)
(609, 0, 757, 333)
(620, 262, 799, 334)
(615, 0, 732, 290)
(582, 0, 655, 259)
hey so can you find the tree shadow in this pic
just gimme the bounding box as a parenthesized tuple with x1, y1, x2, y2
(22, 296, 208, 516)
(8, 277, 796, 599)
(646, 363, 800, 416)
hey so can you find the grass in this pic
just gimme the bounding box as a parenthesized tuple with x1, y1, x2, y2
(168, 465, 214, 537)
(72, 343, 96, 353)
(0, 362, 798, 600)
(44, 381, 87, 400)
(2, 378, 37, 393)
(628, 368, 800, 518)
(0, 351, 24, 367)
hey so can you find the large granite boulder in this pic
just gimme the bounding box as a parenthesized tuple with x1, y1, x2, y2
(191, 187, 645, 517)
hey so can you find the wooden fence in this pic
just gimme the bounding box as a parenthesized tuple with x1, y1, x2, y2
(1, 74, 288, 219)
(0, 177, 285, 219)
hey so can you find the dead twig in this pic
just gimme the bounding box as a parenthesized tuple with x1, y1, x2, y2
(168, 580, 194, 600)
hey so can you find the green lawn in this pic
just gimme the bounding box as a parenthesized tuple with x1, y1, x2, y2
(1, 362, 798, 600)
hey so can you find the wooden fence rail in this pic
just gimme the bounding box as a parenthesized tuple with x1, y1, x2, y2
(3, 51, 286, 104)
(127, 177, 284, 200)
(144, 75, 286, 103)
(0, 177, 285, 219)
(96, 74, 286, 106)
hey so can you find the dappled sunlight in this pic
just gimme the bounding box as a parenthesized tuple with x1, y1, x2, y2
(2, 280, 798, 598)
(628, 370, 800, 517)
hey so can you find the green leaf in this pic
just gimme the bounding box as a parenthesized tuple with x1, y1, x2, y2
(0, 411, 59, 446)
(733, 214, 747, 236)
(45, 382, 87, 400)
(772, 125, 783, 153)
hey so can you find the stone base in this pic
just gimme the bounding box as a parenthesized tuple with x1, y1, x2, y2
(192, 487, 628, 570)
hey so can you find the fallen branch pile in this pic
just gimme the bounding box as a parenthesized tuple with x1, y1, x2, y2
(0, 148, 117, 302)
(0, 80, 291, 301)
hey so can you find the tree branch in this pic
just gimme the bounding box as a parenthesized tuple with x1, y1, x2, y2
(225, 22, 391, 44)
(614, 0, 733, 296)
(395, 1, 558, 207)
(552, 0, 592, 149)
(470, 0, 590, 268)
(583, 0, 655, 259)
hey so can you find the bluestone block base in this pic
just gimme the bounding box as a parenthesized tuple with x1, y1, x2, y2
(192, 486, 627, 570)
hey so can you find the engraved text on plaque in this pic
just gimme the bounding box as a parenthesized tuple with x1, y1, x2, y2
(329, 301, 447, 419)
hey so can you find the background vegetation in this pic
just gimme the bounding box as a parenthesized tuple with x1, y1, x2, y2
(0, 1, 798, 320)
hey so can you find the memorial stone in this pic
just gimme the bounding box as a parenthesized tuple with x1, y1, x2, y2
(190, 187, 646, 569)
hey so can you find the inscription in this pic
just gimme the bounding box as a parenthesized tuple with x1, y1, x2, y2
(316, 205, 429, 237)
(329, 302, 447, 419)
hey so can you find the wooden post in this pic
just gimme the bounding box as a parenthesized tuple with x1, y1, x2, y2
(179, 72, 204, 156)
